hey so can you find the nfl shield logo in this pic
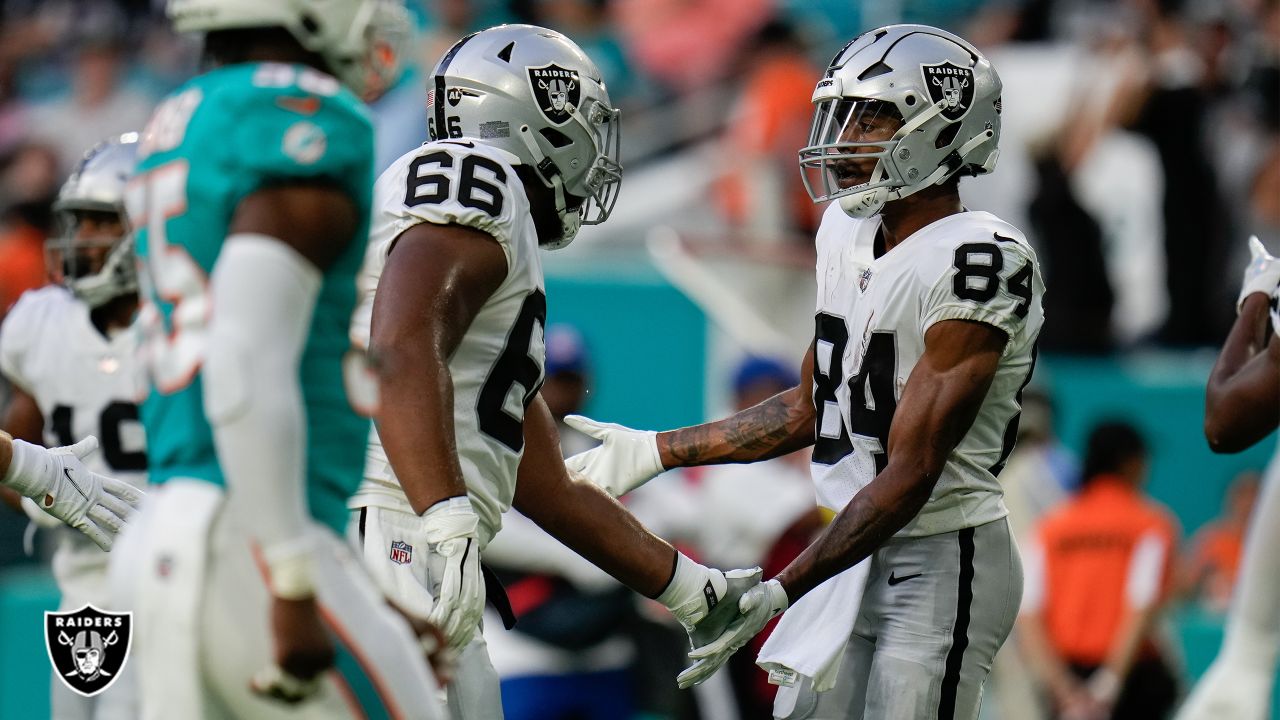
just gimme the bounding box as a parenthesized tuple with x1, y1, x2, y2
(859, 268, 873, 292)
(527, 63, 581, 126)
(45, 605, 132, 698)
(389, 540, 413, 565)
(921, 61, 976, 122)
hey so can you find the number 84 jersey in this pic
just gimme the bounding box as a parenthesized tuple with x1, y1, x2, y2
(835, 211, 1044, 538)
(349, 140, 546, 545)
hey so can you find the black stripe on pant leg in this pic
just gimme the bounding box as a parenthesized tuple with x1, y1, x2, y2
(938, 527, 975, 720)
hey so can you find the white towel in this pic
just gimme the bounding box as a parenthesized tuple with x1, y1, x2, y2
(756, 558, 869, 692)
(758, 451, 874, 694)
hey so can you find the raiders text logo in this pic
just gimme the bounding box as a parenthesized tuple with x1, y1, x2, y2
(45, 605, 132, 697)
(921, 61, 975, 122)
(527, 64, 581, 126)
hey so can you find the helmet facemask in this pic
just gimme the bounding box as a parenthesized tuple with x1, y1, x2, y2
(49, 134, 139, 308)
(47, 206, 138, 309)
(800, 97, 954, 218)
(517, 95, 621, 249)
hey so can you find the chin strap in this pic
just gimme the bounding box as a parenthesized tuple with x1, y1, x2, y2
(517, 125, 581, 248)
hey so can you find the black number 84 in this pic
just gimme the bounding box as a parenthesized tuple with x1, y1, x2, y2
(951, 239, 1033, 319)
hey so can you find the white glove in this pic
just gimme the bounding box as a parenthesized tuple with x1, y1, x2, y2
(677, 578, 789, 689)
(20, 496, 64, 529)
(422, 497, 484, 650)
(563, 415, 664, 497)
(1238, 235, 1280, 314)
(3, 437, 143, 551)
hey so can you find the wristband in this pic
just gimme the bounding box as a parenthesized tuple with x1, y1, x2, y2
(264, 537, 317, 600)
(3, 440, 51, 499)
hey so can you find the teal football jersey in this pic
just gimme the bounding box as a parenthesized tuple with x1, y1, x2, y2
(128, 62, 374, 533)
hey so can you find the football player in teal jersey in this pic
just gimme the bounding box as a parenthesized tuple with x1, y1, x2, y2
(121, 1, 445, 717)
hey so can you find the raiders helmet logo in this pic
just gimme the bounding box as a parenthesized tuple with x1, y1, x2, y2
(527, 63, 581, 126)
(921, 61, 975, 122)
(45, 605, 132, 697)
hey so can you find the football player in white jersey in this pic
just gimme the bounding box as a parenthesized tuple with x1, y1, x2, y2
(566, 25, 1044, 719)
(1176, 238, 1280, 720)
(350, 24, 762, 718)
(0, 134, 147, 719)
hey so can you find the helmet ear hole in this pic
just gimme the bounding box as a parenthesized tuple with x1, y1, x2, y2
(539, 127, 573, 148)
(934, 122, 960, 150)
(299, 13, 321, 36)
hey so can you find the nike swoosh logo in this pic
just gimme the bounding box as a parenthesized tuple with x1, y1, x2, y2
(63, 467, 88, 500)
(887, 571, 922, 586)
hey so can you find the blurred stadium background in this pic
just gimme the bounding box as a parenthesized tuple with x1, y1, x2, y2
(0, 0, 1277, 717)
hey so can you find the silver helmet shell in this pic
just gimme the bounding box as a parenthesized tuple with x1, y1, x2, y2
(50, 134, 140, 308)
(428, 24, 622, 249)
(798, 24, 1002, 218)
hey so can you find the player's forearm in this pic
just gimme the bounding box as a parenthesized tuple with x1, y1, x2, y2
(1206, 295, 1279, 452)
(1018, 613, 1081, 699)
(1101, 605, 1156, 686)
(521, 476, 674, 597)
(775, 459, 934, 601)
(0, 431, 12, 490)
(205, 236, 320, 595)
(372, 347, 468, 515)
(656, 385, 814, 468)
(516, 396, 674, 597)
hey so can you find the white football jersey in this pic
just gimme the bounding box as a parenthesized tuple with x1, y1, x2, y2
(810, 202, 876, 512)
(0, 286, 148, 587)
(834, 211, 1044, 537)
(349, 140, 546, 544)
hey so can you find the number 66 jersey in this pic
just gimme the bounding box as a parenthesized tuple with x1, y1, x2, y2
(835, 210, 1044, 538)
(349, 139, 546, 545)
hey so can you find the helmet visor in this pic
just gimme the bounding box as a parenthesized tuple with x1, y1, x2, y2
(798, 98, 903, 204)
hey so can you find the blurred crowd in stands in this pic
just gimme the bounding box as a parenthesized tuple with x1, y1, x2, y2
(1, 0, 1277, 349)
(0, 0, 1276, 717)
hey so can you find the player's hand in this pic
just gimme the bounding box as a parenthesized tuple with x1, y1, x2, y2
(1237, 235, 1280, 313)
(677, 578, 789, 689)
(3, 437, 143, 551)
(563, 415, 663, 497)
(422, 497, 484, 650)
(252, 596, 335, 704)
(387, 599, 455, 687)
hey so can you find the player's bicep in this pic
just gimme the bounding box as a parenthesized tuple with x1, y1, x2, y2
(230, 183, 360, 271)
(1204, 335, 1280, 453)
(370, 221, 507, 366)
(887, 320, 1004, 477)
(392, 147, 517, 270)
(2, 386, 43, 445)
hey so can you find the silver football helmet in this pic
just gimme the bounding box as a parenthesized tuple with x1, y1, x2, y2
(428, 24, 622, 249)
(48, 134, 139, 308)
(167, 0, 410, 99)
(798, 25, 1002, 218)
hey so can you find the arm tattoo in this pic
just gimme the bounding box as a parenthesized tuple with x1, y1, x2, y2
(661, 392, 813, 467)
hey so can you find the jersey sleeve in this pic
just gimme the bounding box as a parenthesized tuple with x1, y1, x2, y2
(920, 235, 1042, 342)
(222, 74, 375, 207)
(376, 143, 521, 268)
(0, 290, 49, 392)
